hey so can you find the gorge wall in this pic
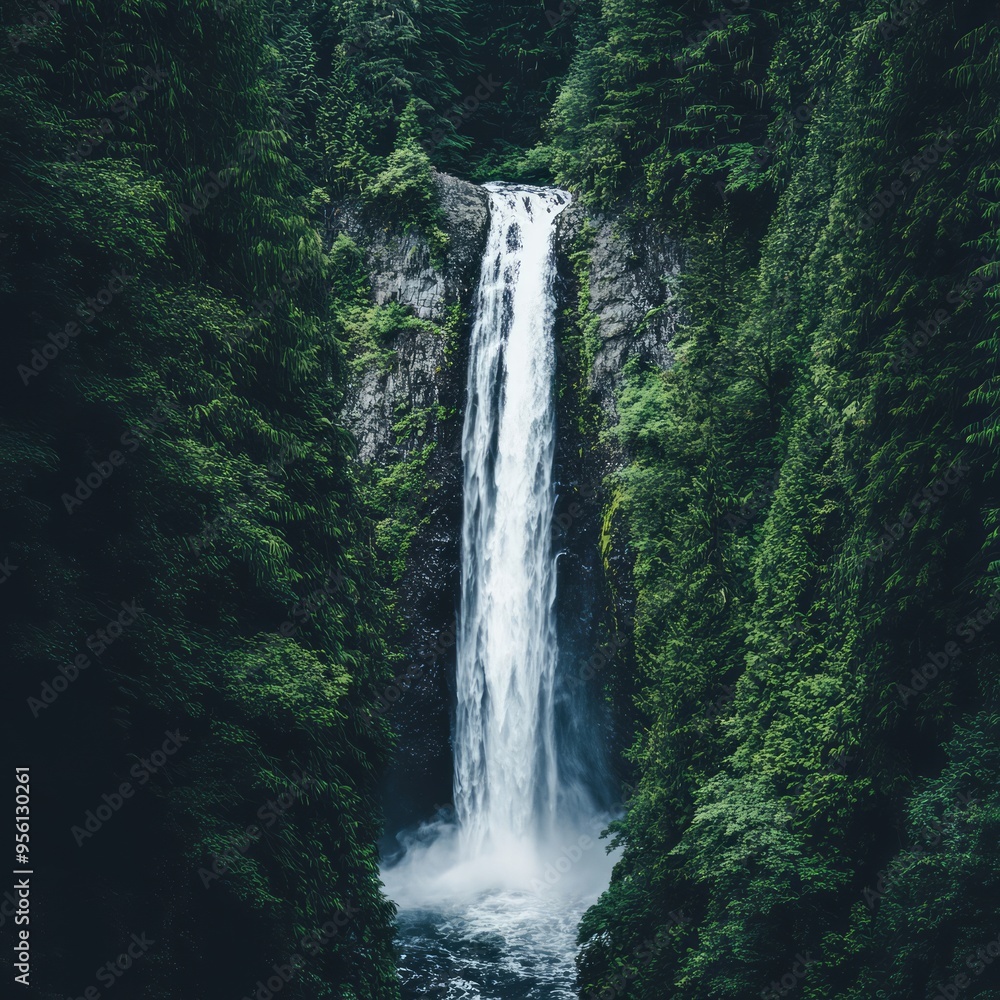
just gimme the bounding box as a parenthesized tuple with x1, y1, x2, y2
(332, 174, 680, 831)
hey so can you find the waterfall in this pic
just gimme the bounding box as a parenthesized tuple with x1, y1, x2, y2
(383, 183, 618, 999)
(453, 182, 569, 858)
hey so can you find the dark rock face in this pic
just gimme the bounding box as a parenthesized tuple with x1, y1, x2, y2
(336, 171, 489, 464)
(332, 172, 488, 834)
(341, 326, 454, 465)
(335, 171, 489, 326)
(551, 201, 680, 774)
(555, 202, 680, 422)
(336, 176, 679, 832)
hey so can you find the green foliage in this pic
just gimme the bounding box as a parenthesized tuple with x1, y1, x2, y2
(557, 218, 604, 441)
(362, 100, 450, 262)
(0, 1, 398, 996)
(340, 301, 435, 379)
(359, 435, 440, 587)
(548, 0, 784, 226)
(287, 0, 574, 185)
(568, 2, 1000, 998)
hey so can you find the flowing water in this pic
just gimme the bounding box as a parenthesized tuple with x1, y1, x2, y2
(382, 183, 618, 999)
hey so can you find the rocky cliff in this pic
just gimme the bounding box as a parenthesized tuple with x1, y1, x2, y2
(555, 204, 680, 421)
(328, 172, 488, 832)
(549, 202, 680, 778)
(335, 172, 489, 462)
(333, 172, 679, 829)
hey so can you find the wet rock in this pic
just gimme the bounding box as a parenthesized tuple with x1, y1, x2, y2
(331, 171, 488, 324)
(555, 203, 680, 422)
(331, 172, 485, 830)
(551, 199, 681, 752)
(332, 171, 486, 465)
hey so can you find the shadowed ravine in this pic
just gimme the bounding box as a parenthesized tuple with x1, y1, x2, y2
(382, 183, 619, 999)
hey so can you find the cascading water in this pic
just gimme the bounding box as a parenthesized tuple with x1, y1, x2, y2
(383, 183, 618, 999)
(453, 182, 564, 858)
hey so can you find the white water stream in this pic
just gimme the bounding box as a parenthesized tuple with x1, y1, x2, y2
(383, 183, 617, 998)
(454, 182, 567, 856)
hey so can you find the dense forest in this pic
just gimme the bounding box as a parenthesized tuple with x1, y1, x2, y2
(2, 0, 998, 998)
